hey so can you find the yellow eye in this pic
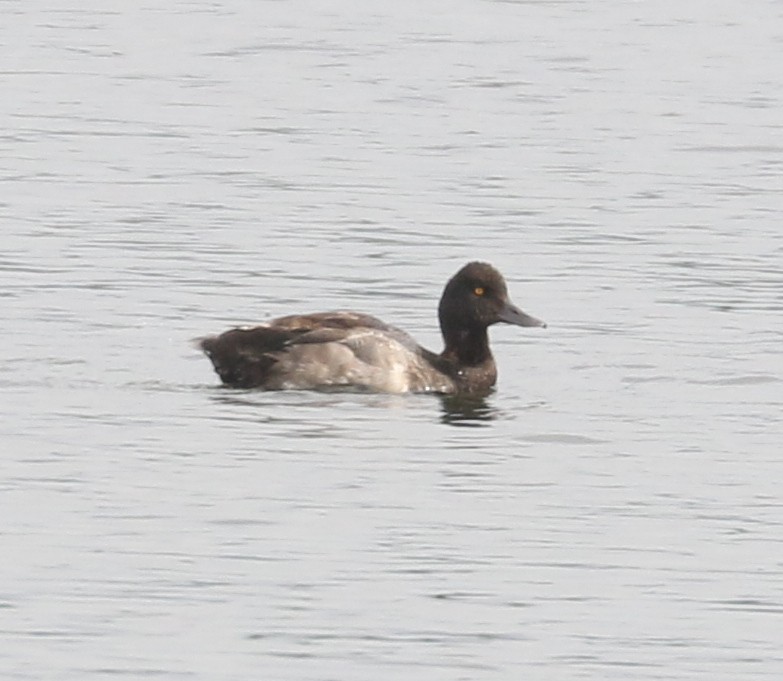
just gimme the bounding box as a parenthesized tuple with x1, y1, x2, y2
(474, 287, 485, 296)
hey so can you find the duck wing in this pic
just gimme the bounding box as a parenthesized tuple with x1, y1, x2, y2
(271, 313, 449, 393)
(272, 311, 431, 355)
(275, 324, 448, 393)
(199, 311, 428, 390)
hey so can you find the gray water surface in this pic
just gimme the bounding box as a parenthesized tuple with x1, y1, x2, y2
(2, 1, 782, 679)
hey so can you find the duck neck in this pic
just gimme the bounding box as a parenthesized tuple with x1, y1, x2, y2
(440, 325, 493, 367)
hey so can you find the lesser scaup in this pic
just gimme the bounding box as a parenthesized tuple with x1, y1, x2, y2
(199, 261, 545, 394)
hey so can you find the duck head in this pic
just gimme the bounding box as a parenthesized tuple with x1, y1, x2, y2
(438, 261, 546, 335)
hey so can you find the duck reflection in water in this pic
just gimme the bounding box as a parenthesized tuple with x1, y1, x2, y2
(439, 393, 498, 426)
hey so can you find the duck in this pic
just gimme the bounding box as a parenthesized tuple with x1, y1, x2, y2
(198, 261, 545, 394)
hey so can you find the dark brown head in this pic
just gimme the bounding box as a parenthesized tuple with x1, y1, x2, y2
(438, 262, 545, 337)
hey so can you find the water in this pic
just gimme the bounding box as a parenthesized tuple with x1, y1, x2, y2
(2, 1, 782, 679)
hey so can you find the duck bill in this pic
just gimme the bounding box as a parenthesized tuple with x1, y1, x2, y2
(498, 301, 546, 328)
